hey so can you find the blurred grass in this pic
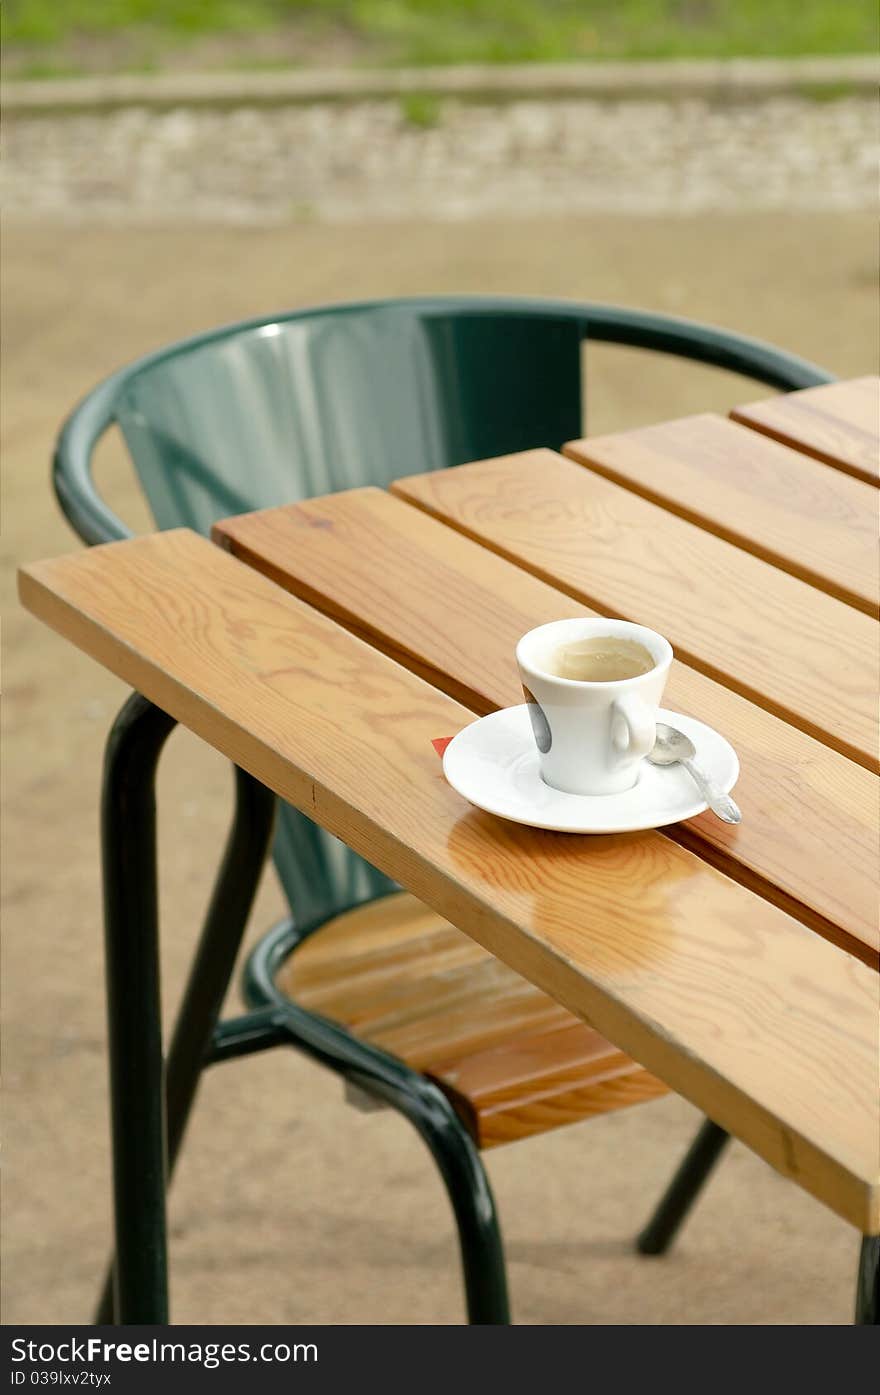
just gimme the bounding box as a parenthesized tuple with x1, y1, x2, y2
(3, 0, 878, 68)
(399, 90, 443, 125)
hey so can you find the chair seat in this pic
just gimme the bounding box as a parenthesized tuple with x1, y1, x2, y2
(278, 892, 667, 1148)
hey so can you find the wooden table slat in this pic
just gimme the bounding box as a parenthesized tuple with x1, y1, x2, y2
(391, 451, 878, 771)
(215, 488, 878, 967)
(18, 531, 880, 1233)
(563, 413, 878, 615)
(731, 376, 879, 486)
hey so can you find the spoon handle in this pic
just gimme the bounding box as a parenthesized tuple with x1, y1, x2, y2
(681, 756, 742, 825)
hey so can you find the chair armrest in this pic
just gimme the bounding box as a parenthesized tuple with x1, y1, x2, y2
(580, 304, 836, 392)
(53, 374, 134, 546)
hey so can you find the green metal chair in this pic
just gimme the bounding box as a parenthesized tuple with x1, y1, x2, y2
(55, 296, 862, 1325)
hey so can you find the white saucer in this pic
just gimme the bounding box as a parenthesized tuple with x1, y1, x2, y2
(442, 705, 739, 834)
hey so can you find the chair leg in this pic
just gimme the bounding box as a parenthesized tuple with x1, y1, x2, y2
(404, 1089, 510, 1324)
(163, 765, 276, 1167)
(226, 992, 512, 1325)
(855, 1235, 879, 1324)
(96, 694, 276, 1323)
(637, 1118, 730, 1256)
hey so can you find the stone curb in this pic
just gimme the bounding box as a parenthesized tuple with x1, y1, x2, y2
(3, 54, 878, 113)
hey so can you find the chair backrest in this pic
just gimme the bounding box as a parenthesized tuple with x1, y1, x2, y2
(115, 301, 583, 532)
(111, 300, 585, 924)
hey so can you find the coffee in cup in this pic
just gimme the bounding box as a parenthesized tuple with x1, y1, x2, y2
(545, 636, 656, 683)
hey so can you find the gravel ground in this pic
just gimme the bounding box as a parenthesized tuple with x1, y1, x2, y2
(3, 95, 877, 223)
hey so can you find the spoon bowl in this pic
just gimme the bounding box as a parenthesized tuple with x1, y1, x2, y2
(648, 723, 699, 766)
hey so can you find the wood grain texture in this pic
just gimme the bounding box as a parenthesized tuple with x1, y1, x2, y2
(563, 414, 878, 615)
(731, 376, 880, 486)
(215, 488, 878, 966)
(18, 531, 880, 1231)
(281, 892, 667, 1149)
(433, 1022, 666, 1150)
(391, 451, 878, 771)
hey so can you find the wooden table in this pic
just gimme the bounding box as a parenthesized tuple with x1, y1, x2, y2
(19, 376, 880, 1324)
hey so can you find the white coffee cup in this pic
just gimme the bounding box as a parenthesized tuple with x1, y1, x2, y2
(516, 618, 673, 796)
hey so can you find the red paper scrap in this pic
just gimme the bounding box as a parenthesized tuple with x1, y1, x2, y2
(431, 736, 453, 758)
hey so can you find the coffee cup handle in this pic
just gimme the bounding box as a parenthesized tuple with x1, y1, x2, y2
(610, 694, 655, 762)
